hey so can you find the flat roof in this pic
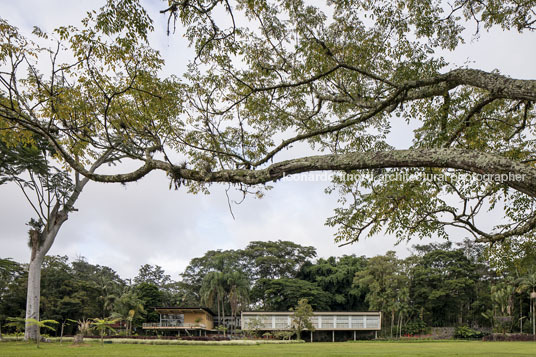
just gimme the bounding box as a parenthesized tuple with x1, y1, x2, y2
(154, 307, 216, 316)
(242, 311, 380, 316)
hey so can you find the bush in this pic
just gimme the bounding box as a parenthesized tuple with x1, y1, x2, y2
(454, 326, 485, 339)
(401, 320, 428, 336)
(482, 333, 536, 342)
(180, 335, 231, 341)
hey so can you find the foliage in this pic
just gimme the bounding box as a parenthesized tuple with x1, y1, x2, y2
(5, 317, 58, 347)
(401, 320, 428, 336)
(274, 330, 294, 340)
(7, 0, 534, 252)
(134, 265, 171, 287)
(454, 326, 485, 339)
(0, 241, 534, 338)
(111, 289, 145, 336)
(290, 298, 314, 340)
(298, 255, 368, 311)
(410, 243, 480, 326)
(77, 319, 92, 337)
(253, 278, 331, 311)
(244, 317, 264, 338)
(91, 318, 118, 346)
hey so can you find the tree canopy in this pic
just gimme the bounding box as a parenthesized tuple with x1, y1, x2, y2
(2, 0, 536, 247)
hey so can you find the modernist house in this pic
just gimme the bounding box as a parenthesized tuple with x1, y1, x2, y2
(142, 307, 215, 335)
(241, 311, 381, 342)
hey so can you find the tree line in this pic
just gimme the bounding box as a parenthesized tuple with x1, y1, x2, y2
(1, 240, 535, 337)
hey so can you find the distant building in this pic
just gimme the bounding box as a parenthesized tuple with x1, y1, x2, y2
(142, 307, 381, 341)
(142, 307, 215, 335)
(241, 311, 381, 342)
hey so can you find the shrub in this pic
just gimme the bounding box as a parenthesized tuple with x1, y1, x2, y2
(454, 326, 485, 339)
(401, 320, 428, 336)
(180, 335, 231, 341)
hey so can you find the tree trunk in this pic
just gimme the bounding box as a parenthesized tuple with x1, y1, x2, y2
(217, 296, 221, 329)
(60, 322, 65, 344)
(221, 299, 226, 335)
(520, 298, 523, 333)
(21, 153, 105, 342)
(24, 214, 66, 341)
(398, 313, 402, 338)
(532, 299, 536, 335)
(390, 310, 394, 338)
(24, 251, 44, 341)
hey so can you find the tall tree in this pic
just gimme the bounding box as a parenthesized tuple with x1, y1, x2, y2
(354, 251, 408, 336)
(0, 0, 176, 340)
(179, 249, 244, 306)
(243, 241, 317, 281)
(200, 271, 226, 325)
(298, 255, 368, 311)
(134, 265, 171, 287)
(411, 243, 478, 326)
(226, 271, 250, 331)
(0, 258, 25, 328)
(111, 288, 145, 336)
(253, 278, 331, 311)
(517, 271, 536, 335)
(0, 134, 111, 339)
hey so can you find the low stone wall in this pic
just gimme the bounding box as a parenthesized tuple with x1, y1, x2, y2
(428, 327, 456, 339)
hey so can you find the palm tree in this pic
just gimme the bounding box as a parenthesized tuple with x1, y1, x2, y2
(95, 274, 123, 317)
(227, 271, 250, 333)
(517, 271, 536, 335)
(6, 317, 58, 348)
(200, 272, 226, 327)
(111, 289, 145, 336)
(91, 318, 118, 346)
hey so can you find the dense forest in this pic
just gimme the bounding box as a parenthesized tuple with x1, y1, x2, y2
(1, 240, 535, 337)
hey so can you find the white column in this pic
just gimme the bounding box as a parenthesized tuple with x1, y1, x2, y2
(272, 315, 275, 329)
(363, 316, 367, 329)
(319, 316, 322, 329)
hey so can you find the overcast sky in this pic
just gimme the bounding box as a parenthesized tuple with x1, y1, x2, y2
(1, 0, 536, 280)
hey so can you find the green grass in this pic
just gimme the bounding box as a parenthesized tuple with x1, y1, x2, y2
(1, 340, 536, 356)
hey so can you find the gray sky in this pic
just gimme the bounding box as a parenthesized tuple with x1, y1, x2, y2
(1, 0, 535, 279)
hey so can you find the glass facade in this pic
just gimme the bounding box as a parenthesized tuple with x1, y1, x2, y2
(241, 312, 381, 330)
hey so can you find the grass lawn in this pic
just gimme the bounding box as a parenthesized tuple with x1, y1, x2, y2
(1, 341, 536, 356)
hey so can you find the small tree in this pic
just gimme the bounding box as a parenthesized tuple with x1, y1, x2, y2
(245, 317, 264, 338)
(60, 319, 77, 344)
(290, 299, 315, 341)
(77, 319, 91, 336)
(216, 325, 228, 336)
(274, 330, 294, 340)
(91, 318, 117, 346)
(6, 317, 58, 348)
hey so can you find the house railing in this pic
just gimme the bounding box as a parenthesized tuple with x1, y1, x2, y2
(142, 322, 206, 329)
